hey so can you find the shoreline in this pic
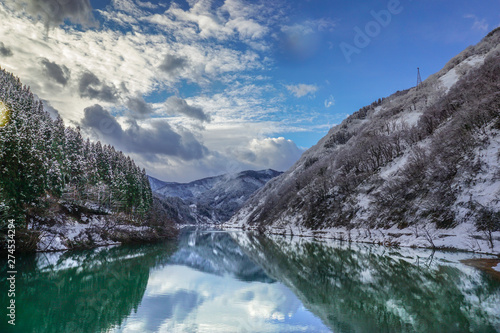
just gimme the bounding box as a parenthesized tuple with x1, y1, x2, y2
(220, 223, 500, 257)
(6, 216, 179, 253)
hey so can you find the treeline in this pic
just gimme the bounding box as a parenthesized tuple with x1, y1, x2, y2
(0, 68, 152, 228)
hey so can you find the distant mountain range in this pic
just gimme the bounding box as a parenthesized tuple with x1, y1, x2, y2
(149, 169, 282, 224)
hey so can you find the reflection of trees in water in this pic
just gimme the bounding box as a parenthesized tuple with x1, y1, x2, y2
(0, 242, 176, 333)
(235, 233, 500, 333)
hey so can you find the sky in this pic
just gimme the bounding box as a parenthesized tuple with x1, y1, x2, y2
(0, 0, 498, 182)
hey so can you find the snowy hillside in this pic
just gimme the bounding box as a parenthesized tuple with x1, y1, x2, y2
(148, 176, 169, 192)
(227, 28, 500, 254)
(150, 169, 282, 224)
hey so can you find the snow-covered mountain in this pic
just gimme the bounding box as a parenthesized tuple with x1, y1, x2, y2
(148, 176, 169, 192)
(227, 28, 500, 253)
(149, 169, 282, 224)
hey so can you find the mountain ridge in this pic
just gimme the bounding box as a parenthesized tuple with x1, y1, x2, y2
(150, 169, 282, 224)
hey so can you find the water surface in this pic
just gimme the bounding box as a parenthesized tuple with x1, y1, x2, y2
(1, 229, 499, 332)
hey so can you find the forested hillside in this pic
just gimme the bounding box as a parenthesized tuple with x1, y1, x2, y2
(228, 28, 500, 253)
(0, 68, 175, 251)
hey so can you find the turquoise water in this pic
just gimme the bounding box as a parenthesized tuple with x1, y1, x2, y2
(1, 229, 499, 332)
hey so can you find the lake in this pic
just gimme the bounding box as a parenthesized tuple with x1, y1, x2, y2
(1, 228, 499, 333)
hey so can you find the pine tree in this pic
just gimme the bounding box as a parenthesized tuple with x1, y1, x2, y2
(0, 68, 154, 229)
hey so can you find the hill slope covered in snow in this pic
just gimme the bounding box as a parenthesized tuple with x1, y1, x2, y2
(227, 28, 500, 254)
(150, 169, 282, 224)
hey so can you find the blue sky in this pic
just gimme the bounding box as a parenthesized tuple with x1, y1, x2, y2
(0, 0, 498, 181)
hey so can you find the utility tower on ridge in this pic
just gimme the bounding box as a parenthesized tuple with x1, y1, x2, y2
(416, 67, 422, 89)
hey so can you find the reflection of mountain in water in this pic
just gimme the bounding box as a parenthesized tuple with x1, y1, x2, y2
(112, 230, 306, 333)
(0, 243, 176, 333)
(169, 228, 275, 283)
(233, 233, 500, 333)
(128, 286, 203, 333)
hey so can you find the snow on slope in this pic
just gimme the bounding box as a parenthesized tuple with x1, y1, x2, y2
(152, 170, 281, 200)
(148, 176, 169, 192)
(151, 169, 282, 224)
(454, 129, 500, 219)
(439, 54, 486, 93)
(33, 215, 151, 252)
(225, 220, 500, 255)
(226, 28, 500, 254)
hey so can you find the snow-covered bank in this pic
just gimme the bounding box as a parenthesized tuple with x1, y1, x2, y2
(222, 222, 500, 255)
(31, 214, 176, 252)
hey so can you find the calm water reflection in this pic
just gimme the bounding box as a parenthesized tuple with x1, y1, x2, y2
(0, 241, 177, 333)
(1, 229, 499, 333)
(111, 229, 329, 332)
(234, 233, 500, 333)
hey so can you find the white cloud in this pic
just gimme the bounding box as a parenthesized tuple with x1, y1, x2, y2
(464, 14, 489, 31)
(140, 132, 304, 182)
(0, 1, 312, 181)
(0, 2, 269, 120)
(111, 0, 149, 16)
(281, 18, 336, 36)
(226, 17, 269, 40)
(286, 84, 318, 98)
(324, 95, 335, 108)
(136, 0, 159, 9)
(185, 84, 282, 122)
(221, 0, 273, 41)
(231, 137, 304, 172)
